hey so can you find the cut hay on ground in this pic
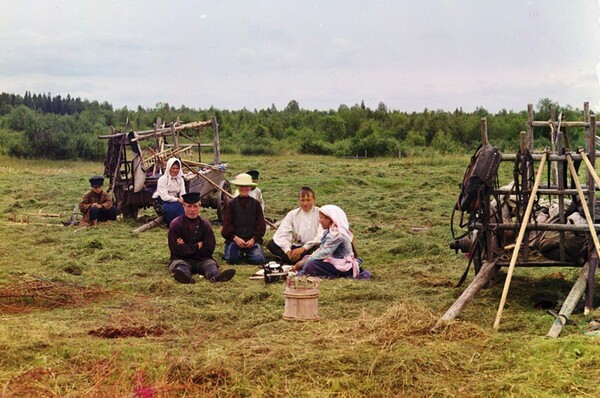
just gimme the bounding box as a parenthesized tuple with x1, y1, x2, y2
(0, 279, 112, 313)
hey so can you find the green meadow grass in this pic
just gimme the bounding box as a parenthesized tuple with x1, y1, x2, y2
(1, 154, 600, 397)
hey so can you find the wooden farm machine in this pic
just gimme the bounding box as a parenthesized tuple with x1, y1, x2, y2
(438, 102, 600, 336)
(99, 117, 232, 224)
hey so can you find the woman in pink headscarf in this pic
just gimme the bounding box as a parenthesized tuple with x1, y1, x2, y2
(292, 205, 370, 279)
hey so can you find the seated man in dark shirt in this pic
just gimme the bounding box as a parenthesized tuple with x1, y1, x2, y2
(168, 192, 236, 284)
(221, 173, 267, 265)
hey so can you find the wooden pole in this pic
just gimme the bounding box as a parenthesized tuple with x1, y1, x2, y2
(587, 253, 599, 316)
(481, 118, 488, 146)
(493, 150, 547, 330)
(479, 222, 600, 233)
(557, 132, 566, 262)
(520, 132, 531, 262)
(588, 114, 596, 213)
(579, 149, 599, 188)
(567, 153, 600, 251)
(433, 259, 499, 330)
(501, 153, 585, 162)
(549, 109, 558, 186)
(546, 262, 590, 338)
(519, 131, 527, 154)
(183, 159, 223, 171)
(98, 120, 213, 139)
(181, 161, 233, 199)
(527, 103, 534, 150)
(132, 216, 164, 234)
(25, 211, 62, 218)
(212, 116, 220, 165)
(171, 124, 179, 150)
(585, 114, 597, 299)
(566, 152, 600, 315)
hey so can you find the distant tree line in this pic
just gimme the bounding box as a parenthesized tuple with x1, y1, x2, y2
(0, 91, 114, 116)
(0, 92, 590, 161)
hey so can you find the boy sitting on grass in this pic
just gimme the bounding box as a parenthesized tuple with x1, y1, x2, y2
(267, 186, 323, 264)
(222, 173, 267, 265)
(234, 169, 264, 211)
(79, 175, 118, 226)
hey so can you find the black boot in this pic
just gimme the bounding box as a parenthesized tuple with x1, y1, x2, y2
(172, 265, 195, 284)
(210, 268, 236, 283)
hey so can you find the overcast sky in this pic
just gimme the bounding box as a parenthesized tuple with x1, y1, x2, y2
(1, 1, 599, 113)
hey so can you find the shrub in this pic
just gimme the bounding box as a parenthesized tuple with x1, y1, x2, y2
(299, 140, 333, 155)
(430, 130, 460, 154)
(406, 130, 426, 147)
(239, 137, 277, 155)
(332, 139, 354, 157)
(397, 141, 427, 157)
(353, 134, 399, 157)
(7, 133, 29, 158)
(3, 105, 37, 131)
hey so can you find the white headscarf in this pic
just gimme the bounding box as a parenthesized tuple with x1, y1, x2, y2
(319, 205, 353, 242)
(165, 158, 183, 178)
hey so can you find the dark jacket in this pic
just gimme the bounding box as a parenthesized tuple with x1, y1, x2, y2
(168, 215, 216, 261)
(221, 196, 266, 243)
(79, 190, 113, 226)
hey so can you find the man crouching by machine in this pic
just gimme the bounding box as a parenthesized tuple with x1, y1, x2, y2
(168, 192, 236, 284)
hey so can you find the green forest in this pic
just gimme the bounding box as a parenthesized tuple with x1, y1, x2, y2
(0, 92, 590, 161)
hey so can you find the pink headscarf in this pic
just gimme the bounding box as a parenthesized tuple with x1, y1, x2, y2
(319, 205, 353, 242)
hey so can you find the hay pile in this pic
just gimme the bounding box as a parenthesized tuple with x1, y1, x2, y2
(0, 278, 111, 313)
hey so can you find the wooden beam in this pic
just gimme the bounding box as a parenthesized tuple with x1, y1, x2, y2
(494, 151, 547, 330)
(480, 222, 600, 233)
(566, 152, 600, 316)
(481, 117, 488, 146)
(212, 116, 221, 165)
(501, 153, 584, 161)
(531, 121, 600, 128)
(98, 120, 213, 139)
(433, 260, 499, 330)
(546, 262, 590, 338)
(527, 103, 534, 150)
(132, 216, 164, 234)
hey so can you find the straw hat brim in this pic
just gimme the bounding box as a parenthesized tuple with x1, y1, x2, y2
(229, 176, 257, 187)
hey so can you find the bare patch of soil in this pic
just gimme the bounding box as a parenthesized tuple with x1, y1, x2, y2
(88, 325, 165, 338)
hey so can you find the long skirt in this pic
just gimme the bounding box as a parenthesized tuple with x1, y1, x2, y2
(298, 258, 371, 279)
(162, 201, 184, 226)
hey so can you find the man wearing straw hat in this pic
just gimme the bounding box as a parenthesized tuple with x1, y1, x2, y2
(168, 192, 236, 284)
(221, 173, 267, 265)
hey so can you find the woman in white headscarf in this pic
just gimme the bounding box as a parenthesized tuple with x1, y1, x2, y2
(292, 205, 370, 279)
(153, 157, 186, 226)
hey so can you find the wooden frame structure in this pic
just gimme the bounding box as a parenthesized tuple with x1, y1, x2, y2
(436, 102, 600, 336)
(98, 117, 230, 221)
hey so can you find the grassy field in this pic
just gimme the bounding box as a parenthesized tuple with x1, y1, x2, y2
(1, 153, 600, 397)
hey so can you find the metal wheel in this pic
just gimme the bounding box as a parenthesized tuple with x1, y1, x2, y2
(113, 185, 139, 220)
(217, 180, 231, 222)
